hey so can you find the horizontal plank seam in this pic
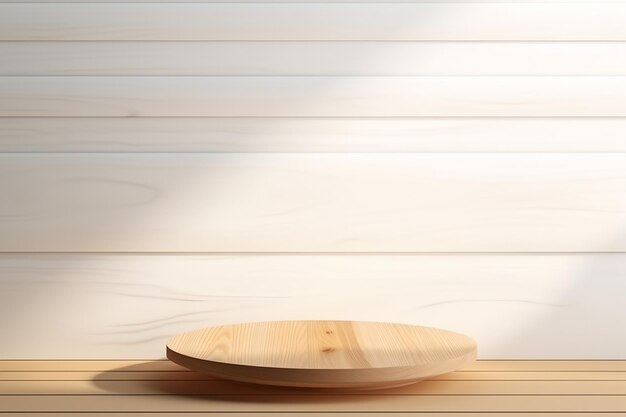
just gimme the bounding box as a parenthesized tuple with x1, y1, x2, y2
(3, 116, 626, 119)
(0, 151, 620, 154)
(5, 152, 626, 154)
(0, 358, 626, 360)
(4, 39, 626, 43)
(6, 370, 626, 373)
(6, 378, 626, 380)
(5, 75, 626, 79)
(6, 367, 626, 372)
(2, 40, 626, 44)
(7, 150, 626, 155)
(7, 252, 626, 255)
(0, 407, 617, 415)
(5, 394, 626, 397)
(5, 75, 626, 77)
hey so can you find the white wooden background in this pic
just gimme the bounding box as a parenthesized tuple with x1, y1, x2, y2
(1, 0, 625, 359)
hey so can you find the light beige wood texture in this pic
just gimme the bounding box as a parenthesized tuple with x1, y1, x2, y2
(6, 118, 626, 153)
(3, 77, 626, 117)
(166, 320, 477, 388)
(4, 360, 626, 414)
(2, 254, 626, 359)
(1, 0, 625, 367)
(2, 4, 626, 40)
(2, 42, 626, 76)
(4, 154, 626, 252)
(2, 252, 626, 359)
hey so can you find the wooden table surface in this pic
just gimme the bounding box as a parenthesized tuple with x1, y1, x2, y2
(3, 360, 626, 415)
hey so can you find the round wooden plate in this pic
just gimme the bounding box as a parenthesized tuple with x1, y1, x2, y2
(166, 320, 476, 389)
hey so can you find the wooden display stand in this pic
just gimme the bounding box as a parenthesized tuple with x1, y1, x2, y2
(167, 320, 476, 389)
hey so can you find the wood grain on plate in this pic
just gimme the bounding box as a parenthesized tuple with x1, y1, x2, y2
(166, 320, 476, 388)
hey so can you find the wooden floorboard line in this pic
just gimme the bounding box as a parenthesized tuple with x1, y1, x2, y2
(6, 371, 626, 382)
(5, 380, 626, 395)
(4, 360, 626, 372)
(8, 414, 626, 417)
(5, 394, 626, 412)
(3, 361, 626, 413)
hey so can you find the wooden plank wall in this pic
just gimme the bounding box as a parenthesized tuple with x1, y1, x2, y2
(1, 0, 625, 359)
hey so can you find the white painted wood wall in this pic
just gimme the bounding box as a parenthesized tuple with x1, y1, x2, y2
(1, 0, 625, 359)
